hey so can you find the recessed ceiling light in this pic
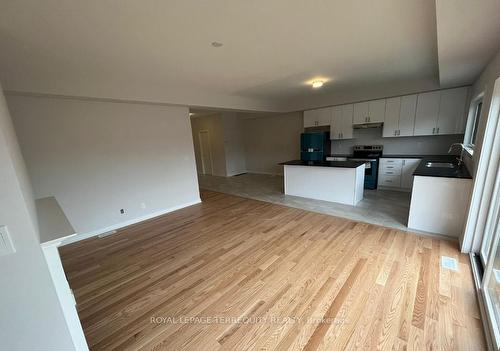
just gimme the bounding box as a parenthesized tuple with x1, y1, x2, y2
(211, 41, 223, 48)
(312, 80, 324, 89)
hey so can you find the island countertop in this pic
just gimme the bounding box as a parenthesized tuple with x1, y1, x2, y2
(280, 160, 366, 168)
(412, 156, 472, 179)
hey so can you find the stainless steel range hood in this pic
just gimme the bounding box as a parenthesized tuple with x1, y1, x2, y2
(352, 122, 383, 129)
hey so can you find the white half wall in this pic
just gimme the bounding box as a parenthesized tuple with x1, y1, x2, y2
(0, 84, 75, 350)
(7, 94, 200, 235)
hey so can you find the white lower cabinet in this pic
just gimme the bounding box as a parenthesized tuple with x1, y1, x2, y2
(408, 176, 472, 237)
(378, 158, 421, 190)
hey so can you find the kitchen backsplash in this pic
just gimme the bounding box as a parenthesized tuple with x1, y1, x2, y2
(330, 127, 464, 155)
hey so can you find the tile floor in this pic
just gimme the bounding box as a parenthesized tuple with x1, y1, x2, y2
(198, 173, 412, 230)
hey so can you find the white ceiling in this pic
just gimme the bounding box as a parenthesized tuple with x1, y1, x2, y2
(436, 0, 500, 87)
(0, 1, 498, 112)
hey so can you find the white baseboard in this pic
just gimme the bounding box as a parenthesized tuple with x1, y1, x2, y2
(61, 198, 201, 246)
(246, 170, 283, 176)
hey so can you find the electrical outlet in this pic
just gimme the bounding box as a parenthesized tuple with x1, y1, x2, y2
(120, 209, 125, 214)
(0, 225, 16, 256)
(140, 202, 146, 209)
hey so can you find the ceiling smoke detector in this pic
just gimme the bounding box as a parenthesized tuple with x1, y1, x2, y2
(211, 41, 223, 48)
(312, 80, 324, 89)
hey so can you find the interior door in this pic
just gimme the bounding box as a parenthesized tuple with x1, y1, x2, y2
(198, 130, 213, 175)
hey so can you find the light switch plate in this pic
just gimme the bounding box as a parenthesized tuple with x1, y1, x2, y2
(0, 225, 16, 256)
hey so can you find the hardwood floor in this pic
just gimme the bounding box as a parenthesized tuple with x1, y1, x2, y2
(60, 190, 485, 350)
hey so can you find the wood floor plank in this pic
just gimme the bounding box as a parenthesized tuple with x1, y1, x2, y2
(59, 190, 485, 351)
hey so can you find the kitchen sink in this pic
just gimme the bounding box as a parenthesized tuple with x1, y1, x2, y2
(425, 162, 455, 168)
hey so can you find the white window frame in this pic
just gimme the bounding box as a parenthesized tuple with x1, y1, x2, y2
(463, 92, 484, 156)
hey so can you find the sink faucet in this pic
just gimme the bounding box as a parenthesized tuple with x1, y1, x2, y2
(448, 143, 465, 166)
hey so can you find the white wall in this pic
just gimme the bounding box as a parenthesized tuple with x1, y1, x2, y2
(331, 128, 464, 155)
(221, 113, 247, 176)
(464, 48, 500, 174)
(7, 94, 200, 235)
(0, 85, 75, 350)
(243, 112, 302, 175)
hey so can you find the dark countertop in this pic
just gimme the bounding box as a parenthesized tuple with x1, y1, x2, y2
(328, 154, 450, 159)
(381, 154, 450, 159)
(413, 156, 472, 179)
(280, 160, 366, 168)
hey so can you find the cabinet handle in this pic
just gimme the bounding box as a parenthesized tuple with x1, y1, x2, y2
(394, 130, 397, 136)
(397, 129, 400, 135)
(437, 127, 440, 134)
(432, 127, 435, 134)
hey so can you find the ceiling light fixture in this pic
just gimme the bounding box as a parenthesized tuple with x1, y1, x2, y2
(211, 41, 223, 48)
(312, 80, 324, 89)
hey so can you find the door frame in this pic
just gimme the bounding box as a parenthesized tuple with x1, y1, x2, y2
(198, 130, 213, 175)
(461, 77, 500, 253)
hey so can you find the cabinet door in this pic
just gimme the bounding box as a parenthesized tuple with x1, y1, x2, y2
(398, 94, 417, 137)
(341, 104, 354, 139)
(437, 87, 468, 135)
(414, 91, 440, 136)
(401, 159, 421, 189)
(368, 99, 386, 123)
(383, 97, 400, 137)
(353, 102, 369, 124)
(330, 106, 343, 140)
(316, 107, 332, 126)
(303, 110, 317, 128)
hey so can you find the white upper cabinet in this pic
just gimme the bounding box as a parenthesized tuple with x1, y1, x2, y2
(368, 99, 386, 123)
(414, 87, 468, 136)
(383, 97, 401, 137)
(383, 95, 416, 137)
(341, 104, 354, 139)
(353, 99, 386, 124)
(414, 91, 441, 136)
(303, 107, 332, 128)
(353, 102, 369, 124)
(330, 106, 342, 140)
(438, 87, 468, 135)
(330, 104, 353, 140)
(398, 95, 417, 136)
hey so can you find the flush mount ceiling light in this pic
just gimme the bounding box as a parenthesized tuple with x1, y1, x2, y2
(312, 80, 324, 89)
(211, 41, 223, 48)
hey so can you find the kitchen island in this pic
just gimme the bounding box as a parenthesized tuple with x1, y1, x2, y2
(280, 160, 366, 205)
(408, 156, 473, 238)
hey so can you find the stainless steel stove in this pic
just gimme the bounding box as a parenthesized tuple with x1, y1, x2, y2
(349, 145, 383, 189)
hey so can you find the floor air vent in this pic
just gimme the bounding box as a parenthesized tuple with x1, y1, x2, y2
(441, 256, 459, 271)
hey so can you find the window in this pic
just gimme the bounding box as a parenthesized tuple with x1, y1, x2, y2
(464, 94, 484, 154)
